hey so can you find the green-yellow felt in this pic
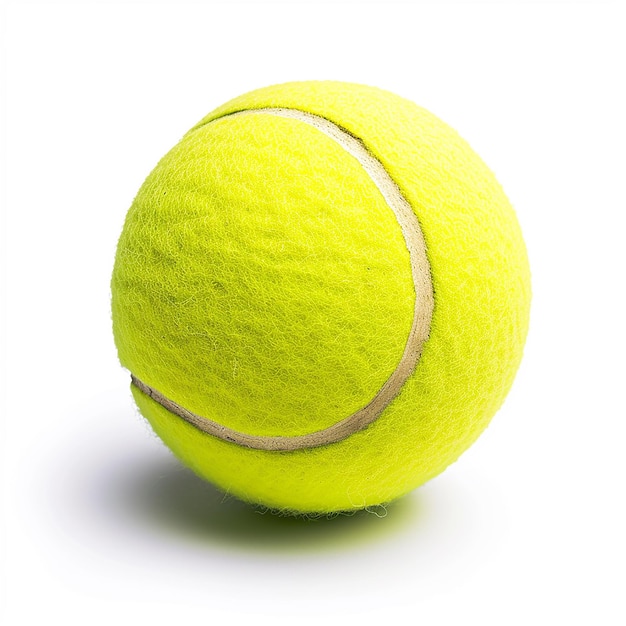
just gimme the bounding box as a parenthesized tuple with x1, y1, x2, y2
(111, 81, 530, 514)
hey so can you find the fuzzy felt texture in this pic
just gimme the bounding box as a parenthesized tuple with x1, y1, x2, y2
(112, 81, 531, 514)
(113, 113, 415, 436)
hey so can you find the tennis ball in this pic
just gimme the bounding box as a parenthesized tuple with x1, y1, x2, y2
(111, 81, 530, 514)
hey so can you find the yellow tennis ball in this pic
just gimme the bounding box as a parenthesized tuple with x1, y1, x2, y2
(111, 81, 530, 514)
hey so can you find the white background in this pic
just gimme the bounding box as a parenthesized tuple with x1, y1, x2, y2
(2, 2, 625, 625)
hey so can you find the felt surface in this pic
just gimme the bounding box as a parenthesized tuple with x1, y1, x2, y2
(112, 81, 531, 513)
(113, 113, 415, 436)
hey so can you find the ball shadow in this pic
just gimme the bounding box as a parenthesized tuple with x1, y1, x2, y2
(109, 452, 422, 554)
